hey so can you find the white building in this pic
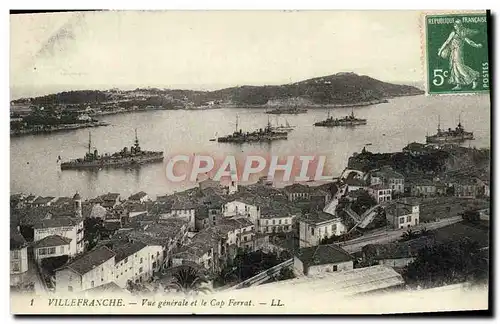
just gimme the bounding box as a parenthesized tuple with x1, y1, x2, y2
(33, 235, 72, 263)
(10, 228, 29, 285)
(385, 201, 420, 229)
(223, 200, 260, 225)
(258, 207, 295, 234)
(294, 244, 354, 276)
(55, 246, 116, 293)
(299, 211, 347, 248)
(368, 184, 392, 204)
(369, 166, 405, 194)
(112, 242, 164, 288)
(128, 191, 150, 203)
(34, 217, 84, 256)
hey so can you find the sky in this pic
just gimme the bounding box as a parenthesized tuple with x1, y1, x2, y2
(10, 10, 427, 99)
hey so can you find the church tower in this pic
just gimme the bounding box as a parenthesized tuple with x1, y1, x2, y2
(73, 192, 82, 218)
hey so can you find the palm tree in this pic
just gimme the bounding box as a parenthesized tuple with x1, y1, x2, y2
(419, 227, 432, 237)
(401, 229, 418, 241)
(162, 264, 212, 295)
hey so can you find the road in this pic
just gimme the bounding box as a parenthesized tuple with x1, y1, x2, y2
(338, 216, 462, 253)
(27, 257, 48, 295)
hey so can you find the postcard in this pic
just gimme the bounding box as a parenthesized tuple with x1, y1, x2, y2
(10, 9, 490, 315)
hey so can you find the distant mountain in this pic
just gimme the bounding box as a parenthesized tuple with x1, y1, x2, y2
(11, 72, 424, 107)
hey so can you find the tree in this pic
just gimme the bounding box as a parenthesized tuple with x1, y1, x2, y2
(84, 217, 104, 250)
(277, 267, 296, 281)
(419, 227, 433, 237)
(400, 229, 419, 241)
(402, 239, 488, 289)
(163, 265, 211, 295)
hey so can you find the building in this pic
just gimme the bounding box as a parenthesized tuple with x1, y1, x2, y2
(402, 142, 428, 156)
(33, 216, 84, 256)
(345, 177, 368, 193)
(294, 244, 354, 276)
(299, 211, 347, 248)
(452, 178, 479, 198)
(368, 184, 392, 204)
(223, 200, 260, 224)
(55, 246, 116, 293)
(33, 235, 72, 263)
(369, 166, 405, 194)
(283, 183, 312, 202)
(10, 227, 29, 285)
(258, 206, 296, 234)
(409, 179, 437, 197)
(385, 201, 420, 229)
(476, 178, 490, 197)
(128, 191, 150, 203)
(92, 193, 121, 209)
(111, 241, 164, 287)
(195, 206, 210, 231)
(31, 196, 57, 207)
(362, 236, 434, 269)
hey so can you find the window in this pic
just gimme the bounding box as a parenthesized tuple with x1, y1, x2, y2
(311, 228, 315, 236)
(140, 258, 143, 264)
(91, 281, 95, 288)
(407, 215, 412, 222)
(399, 217, 405, 225)
(68, 286, 73, 292)
(60, 246, 65, 254)
(124, 257, 128, 263)
(139, 267, 143, 273)
(333, 265, 338, 272)
(278, 219, 282, 225)
(157, 251, 160, 257)
(39, 248, 47, 255)
(285, 219, 288, 224)
(272, 220, 276, 225)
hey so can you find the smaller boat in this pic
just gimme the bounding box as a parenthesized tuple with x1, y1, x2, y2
(270, 117, 295, 133)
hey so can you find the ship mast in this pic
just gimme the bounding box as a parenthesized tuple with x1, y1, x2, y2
(88, 132, 91, 154)
(134, 128, 140, 151)
(235, 115, 239, 133)
(437, 115, 441, 133)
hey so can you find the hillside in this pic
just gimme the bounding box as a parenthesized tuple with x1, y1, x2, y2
(11, 72, 424, 107)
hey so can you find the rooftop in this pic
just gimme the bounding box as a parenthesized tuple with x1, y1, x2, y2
(60, 246, 115, 276)
(296, 244, 353, 266)
(32, 196, 56, 205)
(34, 217, 80, 229)
(301, 211, 339, 225)
(33, 235, 72, 248)
(128, 191, 148, 201)
(111, 241, 148, 263)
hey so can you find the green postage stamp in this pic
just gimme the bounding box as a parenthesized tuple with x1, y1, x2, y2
(425, 13, 490, 95)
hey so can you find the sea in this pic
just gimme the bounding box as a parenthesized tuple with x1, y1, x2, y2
(10, 94, 491, 200)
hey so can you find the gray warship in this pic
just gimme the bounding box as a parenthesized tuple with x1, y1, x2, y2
(60, 130, 164, 170)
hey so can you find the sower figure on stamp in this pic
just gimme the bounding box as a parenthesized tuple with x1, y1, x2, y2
(438, 19, 483, 90)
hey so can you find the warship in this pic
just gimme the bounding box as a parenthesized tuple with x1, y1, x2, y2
(266, 106, 308, 114)
(425, 115, 474, 144)
(217, 116, 288, 143)
(60, 130, 164, 170)
(314, 108, 367, 127)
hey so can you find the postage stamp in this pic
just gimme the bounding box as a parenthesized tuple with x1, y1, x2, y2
(425, 13, 490, 95)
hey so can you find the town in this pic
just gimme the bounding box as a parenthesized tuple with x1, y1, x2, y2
(10, 141, 490, 297)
